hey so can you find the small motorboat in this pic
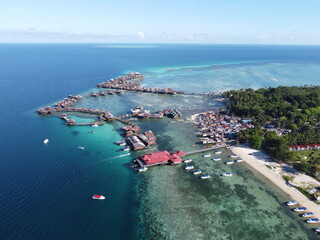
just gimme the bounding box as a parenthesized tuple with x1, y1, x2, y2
(78, 146, 85, 150)
(212, 157, 221, 161)
(122, 147, 130, 151)
(294, 207, 307, 212)
(287, 200, 298, 206)
(225, 161, 235, 165)
(92, 195, 105, 200)
(116, 140, 126, 145)
(92, 124, 99, 127)
(200, 175, 210, 179)
(43, 139, 49, 144)
(229, 154, 238, 158)
(307, 218, 320, 224)
(138, 167, 148, 172)
(184, 159, 193, 163)
(302, 212, 315, 218)
(222, 172, 233, 177)
(315, 228, 320, 232)
(215, 151, 222, 154)
(236, 159, 244, 163)
(193, 170, 202, 175)
(88, 131, 95, 134)
(203, 153, 211, 158)
(185, 165, 194, 170)
(227, 146, 234, 150)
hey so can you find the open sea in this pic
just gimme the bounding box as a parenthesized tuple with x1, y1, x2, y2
(1, 44, 320, 240)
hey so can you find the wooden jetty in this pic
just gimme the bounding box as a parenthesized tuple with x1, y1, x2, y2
(185, 143, 227, 156)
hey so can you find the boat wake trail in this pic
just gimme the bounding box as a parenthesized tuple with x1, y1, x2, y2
(108, 153, 131, 159)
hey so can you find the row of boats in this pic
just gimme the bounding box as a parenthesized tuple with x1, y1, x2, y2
(183, 159, 210, 179)
(287, 201, 320, 228)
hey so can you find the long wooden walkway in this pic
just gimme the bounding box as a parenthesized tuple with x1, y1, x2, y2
(185, 143, 227, 156)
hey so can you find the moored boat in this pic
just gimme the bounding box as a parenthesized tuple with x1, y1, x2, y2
(203, 153, 211, 158)
(123, 146, 130, 151)
(222, 172, 233, 177)
(92, 195, 105, 200)
(229, 154, 238, 158)
(92, 124, 99, 127)
(185, 165, 194, 170)
(294, 207, 307, 212)
(302, 212, 315, 218)
(184, 159, 193, 163)
(315, 228, 320, 232)
(236, 159, 244, 163)
(200, 175, 210, 179)
(213, 157, 221, 161)
(43, 139, 49, 144)
(307, 218, 320, 224)
(193, 170, 202, 175)
(227, 146, 234, 150)
(225, 160, 235, 165)
(138, 167, 148, 172)
(215, 151, 222, 154)
(287, 200, 298, 206)
(88, 130, 95, 133)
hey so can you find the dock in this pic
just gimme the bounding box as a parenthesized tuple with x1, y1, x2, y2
(185, 143, 227, 156)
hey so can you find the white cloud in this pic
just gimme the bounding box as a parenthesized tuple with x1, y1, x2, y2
(136, 31, 145, 40)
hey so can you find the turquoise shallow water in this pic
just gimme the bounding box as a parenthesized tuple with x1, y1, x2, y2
(1, 44, 320, 239)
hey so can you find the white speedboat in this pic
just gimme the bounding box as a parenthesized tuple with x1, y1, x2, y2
(43, 139, 49, 144)
(138, 167, 148, 172)
(315, 228, 320, 232)
(307, 218, 320, 224)
(215, 151, 222, 154)
(193, 170, 202, 175)
(123, 147, 130, 151)
(222, 172, 233, 177)
(213, 157, 221, 161)
(225, 161, 235, 165)
(203, 153, 211, 158)
(184, 159, 193, 163)
(185, 165, 194, 170)
(294, 207, 307, 212)
(200, 175, 210, 179)
(78, 146, 85, 150)
(88, 131, 95, 134)
(302, 212, 315, 218)
(236, 159, 244, 163)
(92, 195, 105, 200)
(287, 200, 298, 206)
(92, 124, 99, 127)
(229, 154, 238, 158)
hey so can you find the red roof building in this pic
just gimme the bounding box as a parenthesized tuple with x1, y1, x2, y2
(141, 150, 184, 165)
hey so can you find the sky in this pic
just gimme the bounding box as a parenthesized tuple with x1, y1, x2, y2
(0, 0, 319, 44)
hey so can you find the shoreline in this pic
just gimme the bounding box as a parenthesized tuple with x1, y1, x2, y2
(231, 144, 320, 217)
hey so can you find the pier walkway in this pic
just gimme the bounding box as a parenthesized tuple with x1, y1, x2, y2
(185, 143, 227, 156)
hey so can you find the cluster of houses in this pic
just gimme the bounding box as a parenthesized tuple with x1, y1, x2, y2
(122, 124, 141, 137)
(262, 125, 291, 136)
(90, 90, 121, 97)
(126, 130, 157, 150)
(289, 144, 320, 151)
(96, 72, 183, 95)
(37, 95, 83, 115)
(130, 106, 181, 119)
(193, 111, 254, 145)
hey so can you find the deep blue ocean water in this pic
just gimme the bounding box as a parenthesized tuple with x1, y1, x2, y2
(1, 44, 320, 240)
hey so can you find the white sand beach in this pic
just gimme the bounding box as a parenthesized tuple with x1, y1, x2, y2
(232, 145, 320, 217)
